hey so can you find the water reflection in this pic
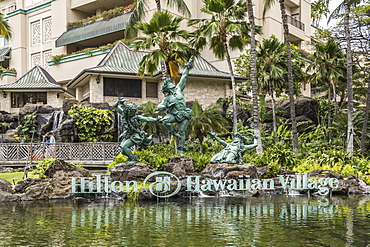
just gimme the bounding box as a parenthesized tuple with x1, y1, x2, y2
(0, 196, 369, 246)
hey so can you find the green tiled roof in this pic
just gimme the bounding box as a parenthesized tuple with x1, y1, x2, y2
(55, 13, 131, 47)
(0, 66, 74, 96)
(0, 47, 11, 62)
(68, 41, 243, 87)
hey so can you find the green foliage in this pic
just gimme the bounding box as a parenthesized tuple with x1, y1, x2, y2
(66, 5, 134, 31)
(32, 158, 56, 178)
(0, 122, 9, 134)
(68, 104, 114, 142)
(16, 111, 37, 141)
(136, 149, 169, 170)
(107, 154, 128, 171)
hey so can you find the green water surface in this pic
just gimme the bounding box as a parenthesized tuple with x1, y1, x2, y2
(0, 195, 369, 246)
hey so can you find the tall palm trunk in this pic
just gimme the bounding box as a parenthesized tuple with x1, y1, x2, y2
(279, 0, 299, 152)
(360, 75, 370, 150)
(344, 0, 354, 153)
(246, 0, 263, 153)
(327, 82, 331, 142)
(224, 42, 238, 134)
(155, 0, 161, 10)
(271, 89, 278, 142)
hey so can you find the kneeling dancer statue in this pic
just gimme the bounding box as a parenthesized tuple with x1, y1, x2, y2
(156, 57, 194, 156)
(209, 132, 258, 164)
(113, 98, 158, 163)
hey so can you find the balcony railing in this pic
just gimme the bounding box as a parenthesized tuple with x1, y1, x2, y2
(0, 142, 120, 163)
(287, 15, 305, 31)
(1, 3, 16, 15)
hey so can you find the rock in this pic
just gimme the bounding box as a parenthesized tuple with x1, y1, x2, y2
(19, 104, 56, 124)
(110, 162, 156, 182)
(165, 156, 195, 178)
(277, 97, 319, 124)
(3, 129, 19, 143)
(0, 167, 15, 173)
(22, 183, 53, 200)
(50, 170, 84, 198)
(14, 178, 48, 193)
(0, 190, 20, 201)
(308, 170, 343, 180)
(44, 160, 90, 178)
(57, 119, 78, 142)
(0, 178, 13, 193)
(63, 99, 79, 114)
(202, 163, 258, 179)
(333, 176, 370, 195)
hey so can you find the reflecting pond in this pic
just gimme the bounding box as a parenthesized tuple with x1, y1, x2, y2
(0, 195, 369, 246)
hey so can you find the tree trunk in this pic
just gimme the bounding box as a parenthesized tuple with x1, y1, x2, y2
(279, 0, 299, 152)
(155, 0, 161, 10)
(327, 81, 331, 142)
(360, 76, 370, 150)
(247, 0, 263, 153)
(224, 43, 238, 134)
(344, 0, 354, 153)
(271, 90, 278, 142)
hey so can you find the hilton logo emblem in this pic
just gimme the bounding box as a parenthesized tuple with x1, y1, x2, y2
(144, 171, 182, 198)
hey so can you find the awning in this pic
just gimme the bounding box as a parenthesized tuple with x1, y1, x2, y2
(0, 47, 11, 62)
(55, 13, 131, 47)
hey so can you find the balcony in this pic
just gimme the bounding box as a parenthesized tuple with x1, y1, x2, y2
(287, 15, 305, 31)
(1, 2, 16, 15)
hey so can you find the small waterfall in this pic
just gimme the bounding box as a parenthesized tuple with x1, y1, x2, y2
(53, 111, 64, 132)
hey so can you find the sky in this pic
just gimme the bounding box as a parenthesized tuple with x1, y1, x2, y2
(319, 0, 342, 28)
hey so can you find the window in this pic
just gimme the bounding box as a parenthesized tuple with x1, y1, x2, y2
(11, 92, 47, 108)
(31, 53, 41, 67)
(104, 78, 142, 98)
(43, 17, 52, 43)
(43, 50, 52, 71)
(146, 82, 158, 98)
(31, 21, 41, 46)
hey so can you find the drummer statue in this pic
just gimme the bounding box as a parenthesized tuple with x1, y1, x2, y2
(113, 98, 158, 163)
(156, 57, 194, 156)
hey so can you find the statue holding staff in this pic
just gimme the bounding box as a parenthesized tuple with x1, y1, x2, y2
(156, 57, 194, 156)
(113, 98, 158, 163)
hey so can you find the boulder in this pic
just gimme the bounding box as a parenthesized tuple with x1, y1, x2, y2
(333, 176, 370, 195)
(3, 129, 19, 143)
(0, 178, 13, 193)
(50, 170, 84, 198)
(0, 190, 20, 201)
(110, 162, 156, 182)
(165, 156, 195, 178)
(202, 163, 258, 179)
(0, 167, 15, 173)
(14, 178, 48, 193)
(308, 170, 343, 180)
(44, 160, 90, 178)
(63, 99, 79, 114)
(277, 97, 319, 126)
(57, 119, 79, 143)
(22, 183, 53, 201)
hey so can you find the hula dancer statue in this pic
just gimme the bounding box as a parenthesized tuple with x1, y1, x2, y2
(156, 57, 194, 156)
(113, 98, 158, 163)
(209, 132, 258, 164)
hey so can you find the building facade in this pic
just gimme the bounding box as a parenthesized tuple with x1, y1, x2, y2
(0, 0, 312, 113)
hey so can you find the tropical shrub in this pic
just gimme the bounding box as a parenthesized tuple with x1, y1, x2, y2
(16, 111, 37, 141)
(68, 104, 114, 142)
(32, 158, 56, 178)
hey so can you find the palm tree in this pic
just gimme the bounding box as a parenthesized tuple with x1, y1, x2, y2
(263, 0, 299, 152)
(329, 0, 364, 153)
(186, 100, 229, 152)
(257, 36, 287, 134)
(188, 0, 251, 134)
(0, 13, 12, 39)
(246, 0, 263, 154)
(125, 0, 191, 38)
(307, 38, 346, 140)
(133, 10, 196, 79)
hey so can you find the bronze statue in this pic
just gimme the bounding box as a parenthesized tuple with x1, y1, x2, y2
(209, 132, 258, 164)
(156, 57, 194, 156)
(113, 98, 158, 163)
